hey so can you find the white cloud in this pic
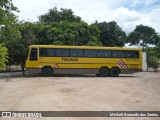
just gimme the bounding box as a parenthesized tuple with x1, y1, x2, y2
(112, 7, 141, 34)
(49, 0, 113, 23)
(140, 8, 160, 33)
(150, 8, 160, 23)
(12, 0, 160, 34)
(112, 7, 160, 34)
(113, 7, 140, 22)
(13, 0, 51, 21)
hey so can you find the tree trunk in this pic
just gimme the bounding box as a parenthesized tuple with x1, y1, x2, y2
(21, 64, 25, 76)
(9, 65, 11, 71)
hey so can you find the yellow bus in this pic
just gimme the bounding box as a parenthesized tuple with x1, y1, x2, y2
(26, 45, 143, 77)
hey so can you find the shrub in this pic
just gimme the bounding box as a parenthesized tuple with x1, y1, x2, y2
(147, 56, 160, 72)
(0, 44, 8, 70)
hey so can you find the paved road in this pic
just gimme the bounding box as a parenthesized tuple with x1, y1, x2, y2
(0, 72, 160, 120)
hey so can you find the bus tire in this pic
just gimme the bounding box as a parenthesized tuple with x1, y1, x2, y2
(99, 67, 109, 77)
(110, 67, 120, 77)
(42, 66, 53, 77)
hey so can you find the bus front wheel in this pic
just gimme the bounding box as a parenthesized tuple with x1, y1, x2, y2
(110, 67, 120, 77)
(99, 67, 109, 77)
(42, 67, 53, 77)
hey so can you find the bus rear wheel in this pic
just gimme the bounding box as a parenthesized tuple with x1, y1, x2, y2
(110, 67, 120, 77)
(42, 67, 53, 77)
(99, 67, 109, 77)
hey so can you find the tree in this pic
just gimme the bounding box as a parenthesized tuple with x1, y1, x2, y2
(38, 7, 101, 46)
(145, 47, 160, 71)
(0, 0, 19, 27)
(147, 56, 160, 72)
(127, 25, 158, 48)
(14, 22, 37, 75)
(38, 7, 82, 24)
(153, 34, 160, 47)
(0, 43, 8, 70)
(0, 0, 20, 70)
(0, 20, 21, 70)
(93, 21, 126, 47)
(86, 41, 102, 46)
(0, 21, 36, 74)
(34, 21, 100, 46)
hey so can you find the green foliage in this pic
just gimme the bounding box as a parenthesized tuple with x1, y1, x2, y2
(0, 23, 21, 69)
(52, 41, 63, 45)
(34, 21, 100, 46)
(145, 47, 160, 71)
(15, 22, 37, 74)
(127, 25, 158, 47)
(0, 0, 20, 43)
(0, 21, 37, 73)
(145, 47, 160, 57)
(86, 41, 102, 46)
(154, 34, 160, 47)
(0, 0, 21, 71)
(39, 7, 82, 24)
(0, 43, 8, 70)
(147, 56, 160, 72)
(0, 0, 18, 11)
(0, 0, 19, 26)
(0, 23, 21, 43)
(93, 21, 126, 47)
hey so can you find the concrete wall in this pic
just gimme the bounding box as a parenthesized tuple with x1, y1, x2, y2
(142, 52, 147, 71)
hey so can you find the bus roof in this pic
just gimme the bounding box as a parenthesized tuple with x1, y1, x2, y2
(29, 45, 142, 51)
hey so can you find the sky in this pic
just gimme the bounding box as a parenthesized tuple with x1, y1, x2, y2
(13, 0, 160, 34)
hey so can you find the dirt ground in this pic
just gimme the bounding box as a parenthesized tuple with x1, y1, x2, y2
(0, 72, 160, 120)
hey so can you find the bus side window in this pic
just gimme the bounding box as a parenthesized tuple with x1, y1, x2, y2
(39, 48, 47, 56)
(70, 49, 77, 57)
(97, 50, 111, 58)
(84, 50, 97, 57)
(112, 51, 125, 58)
(97, 50, 104, 57)
(84, 50, 90, 57)
(104, 50, 111, 57)
(112, 51, 118, 58)
(56, 49, 69, 57)
(30, 48, 38, 61)
(134, 51, 139, 58)
(90, 50, 97, 57)
(76, 49, 83, 57)
(126, 51, 139, 58)
(70, 49, 83, 57)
